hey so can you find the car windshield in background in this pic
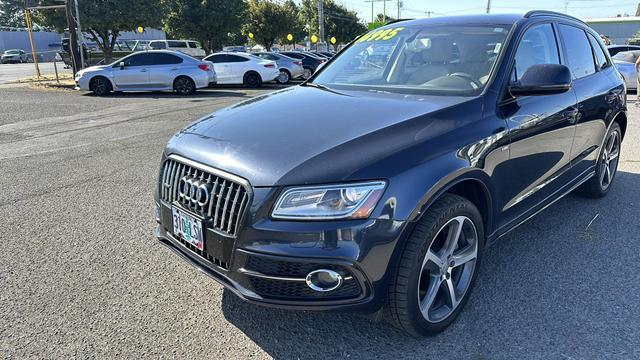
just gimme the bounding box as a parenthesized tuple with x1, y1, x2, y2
(612, 51, 640, 63)
(312, 24, 511, 94)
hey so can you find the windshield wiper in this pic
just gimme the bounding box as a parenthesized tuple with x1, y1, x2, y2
(302, 82, 331, 91)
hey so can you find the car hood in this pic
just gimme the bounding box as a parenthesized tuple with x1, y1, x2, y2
(166, 85, 478, 186)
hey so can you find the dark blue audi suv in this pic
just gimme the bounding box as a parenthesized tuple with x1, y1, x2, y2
(155, 11, 626, 335)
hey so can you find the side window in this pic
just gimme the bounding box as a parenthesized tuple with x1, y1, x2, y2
(207, 54, 226, 63)
(149, 41, 166, 49)
(588, 33, 609, 70)
(123, 54, 148, 66)
(168, 41, 188, 48)
(558, 24, 596, 79)
(514, 23, 560, 81)
(188, 41, 200, 49)
(149, 53, 183, 65)
(227, 55, 249, 62)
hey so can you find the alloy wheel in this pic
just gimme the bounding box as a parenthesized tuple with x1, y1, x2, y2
(417, 216, 478, 323)
(277, 70, 290, 84)
(175, 78, 193, 95)
(302, 68, 312, 80)
(599, 129, 620, 190)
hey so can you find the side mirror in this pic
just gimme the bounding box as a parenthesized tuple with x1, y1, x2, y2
(509, 64, 572, 96)
(119, 61, 125, 69)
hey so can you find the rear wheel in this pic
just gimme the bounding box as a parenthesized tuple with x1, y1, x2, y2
(575, 122, 622, 198)
(302, 67, 313, 80)
(89, 76, 112, 96)
(277, 69, 291, 84)
(244, 72, 262, 88)
(386, 194, 483, 336)
(174, 76, 196, 95)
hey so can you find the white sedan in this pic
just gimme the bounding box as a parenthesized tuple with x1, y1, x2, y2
(75, 50, 216, 96)
(203, 52, 279, 87)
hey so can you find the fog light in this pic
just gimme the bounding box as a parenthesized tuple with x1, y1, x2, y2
(305, 269, 343, 292)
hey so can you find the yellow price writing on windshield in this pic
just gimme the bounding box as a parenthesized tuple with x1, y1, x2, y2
(356, 27, 405, 43)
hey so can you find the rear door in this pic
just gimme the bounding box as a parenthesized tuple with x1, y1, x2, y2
(113, 53, 151, 89)
(557, 24, 619, 175)
(207, 54, 232, 83)
(495, 22, 579, 229)
(226, 54, 252, 83)
(148, 53, 184, 88)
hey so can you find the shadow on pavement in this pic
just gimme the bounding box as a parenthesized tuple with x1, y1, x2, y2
(221, 170, 640, 359)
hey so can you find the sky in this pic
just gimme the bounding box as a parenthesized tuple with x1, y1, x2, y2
(333, 0, 640, 22)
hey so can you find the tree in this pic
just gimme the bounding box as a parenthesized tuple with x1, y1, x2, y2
(163, 0, 247, 53)
(279, 0, 306, 46)
(34, 0, 164, 62)
(244, 0, 297, 51)
(375, 13, 396, 23)
(0, 0, 24, 29)
(300, 0, 366, 45)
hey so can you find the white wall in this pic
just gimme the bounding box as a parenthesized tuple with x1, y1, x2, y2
(0, 30, 62, 61)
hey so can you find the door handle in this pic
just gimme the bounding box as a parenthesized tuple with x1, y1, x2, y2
(561, 107, 579, 124)
(140, 69, 148, 72)
(170, 67, 179, 71)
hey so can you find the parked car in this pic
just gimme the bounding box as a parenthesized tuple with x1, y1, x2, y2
(1, 49, 29, 64)
(149, 40, 207, 58)
(611, 50, 640, 90)
(254, 52, 304, 83)
(75, 50, 216, 96)
(155, 12, 626, 336)
(203, 52, 279, 87)
(279, 51, 327, 79)
(606, 45, 640, 57)
(61, 38, 139, 67)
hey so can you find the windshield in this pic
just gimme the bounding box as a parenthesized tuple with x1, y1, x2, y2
(313, 24, 511, 94)
(5, 50, 20, 54)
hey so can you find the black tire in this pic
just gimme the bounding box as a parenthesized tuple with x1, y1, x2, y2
(386, 194, 484, 336)
(174, 76, 196, 95)
(243, 72, 262, 88)
(302, 67, 313, 80)
(277, 69, 291, 84)
(89, 76, 112, 96)
(575, 122, 622, 198)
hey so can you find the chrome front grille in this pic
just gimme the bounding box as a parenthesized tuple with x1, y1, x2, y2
(160, 155, 250, 237)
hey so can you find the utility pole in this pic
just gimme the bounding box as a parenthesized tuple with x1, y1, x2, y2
(22, 1, 40, 78)
(486, 0, 491, 13)
(397, 0, 402, 19)
(364, 0, 392, 24)
(317, 0, 325, 50)
(65, 0, 81, 74)
(74, 0, 84, 69)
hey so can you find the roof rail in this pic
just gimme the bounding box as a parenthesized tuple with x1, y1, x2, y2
(384, 18, 414, 25)
(524, 10, 586, 24)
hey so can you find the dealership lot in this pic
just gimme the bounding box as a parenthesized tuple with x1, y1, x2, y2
(0, 83, 639, 359)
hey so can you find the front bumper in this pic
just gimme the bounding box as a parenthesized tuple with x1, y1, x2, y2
(155, 198, 410, 312)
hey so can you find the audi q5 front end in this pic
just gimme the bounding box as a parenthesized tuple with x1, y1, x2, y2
(156, 12, 626, 336)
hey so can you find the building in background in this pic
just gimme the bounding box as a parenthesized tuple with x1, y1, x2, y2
(585, 17, 640, 45)
(0, 30, 61, 62)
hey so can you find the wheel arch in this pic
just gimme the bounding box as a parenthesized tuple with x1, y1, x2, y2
(243, 70, 261, 81)
(173, 74, 195, 86)
(408, 169, 497, 239)
(613, 110, 627, 140)
(89, 75, 115, 88)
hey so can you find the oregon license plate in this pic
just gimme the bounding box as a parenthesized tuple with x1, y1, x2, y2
(172, 207, 204, 250)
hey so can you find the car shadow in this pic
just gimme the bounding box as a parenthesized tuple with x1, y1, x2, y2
(81, 89, 251, 99)
(220, 170, 640, 359)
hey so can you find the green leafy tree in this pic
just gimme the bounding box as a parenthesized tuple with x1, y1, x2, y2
(244, 0, 297, 51)
(0, 0, 24, 29)
(33, 0, 164, 61)
(300, 0, 366, 44)
(279, 0, 306, 46)
(163, 0, 247, 53)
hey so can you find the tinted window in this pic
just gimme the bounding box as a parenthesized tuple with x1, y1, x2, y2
(168, 41, 188, 48)
(588, 33, 609, 70)
(188, 41, 200, 48)
(123, 53, 150, 66)
(149, 41, 166, 49)
(227, 55, 249, 62)
(281, 52, 304, 59)
(257, 53, 278, 60)
(514, 24, 560, 81)
(206, 54, 227, 63)
(148, 53, 183, 65)
(558, 24, 596, 79)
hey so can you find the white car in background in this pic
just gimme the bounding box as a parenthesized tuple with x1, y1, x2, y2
(149, 40, 207, 58)
(75, 50, 216, 96)
(203, 52, 279, 87)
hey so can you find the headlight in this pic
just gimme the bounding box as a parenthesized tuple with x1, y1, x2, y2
(272, 181, 386, 220)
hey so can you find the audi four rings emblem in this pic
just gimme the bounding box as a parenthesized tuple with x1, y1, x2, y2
(178, 176, 211, 206)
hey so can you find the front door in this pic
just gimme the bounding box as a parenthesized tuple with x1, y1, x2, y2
(113, 53, 150, 89)
(495, 22, 578, 230)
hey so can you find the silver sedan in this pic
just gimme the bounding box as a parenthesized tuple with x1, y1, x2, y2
(75, 50, 216, 96)
(612, 50, 640, 90)
(254, 52, 305, 84)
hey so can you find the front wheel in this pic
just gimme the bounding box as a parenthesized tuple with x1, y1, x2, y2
(386, 194, 484, 336)
(575, 122, 622, 198)
(89, 77, 112, 96)
(243, 72, 262, 88)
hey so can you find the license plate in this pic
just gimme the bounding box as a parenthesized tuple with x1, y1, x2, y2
(172, 207, 204, 250)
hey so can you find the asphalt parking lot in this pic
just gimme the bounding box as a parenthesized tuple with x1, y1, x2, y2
(0, 83, 639, 359)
